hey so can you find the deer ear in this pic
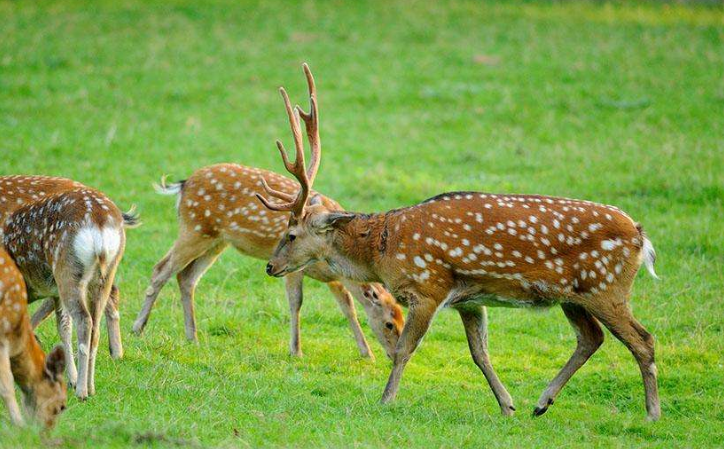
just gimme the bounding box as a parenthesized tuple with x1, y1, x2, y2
(308, 194, 323, 206)
(44, 345, 66, 382)
(312, 212, 356, 231)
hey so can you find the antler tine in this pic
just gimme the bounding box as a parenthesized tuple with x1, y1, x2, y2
(255, 193, 295, 212)
(295, 63, 321, 185)
(260, 177, 296, 203)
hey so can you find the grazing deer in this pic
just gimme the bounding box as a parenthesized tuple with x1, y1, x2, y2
(0, 175, 125, 360)
(0, 247, 67, 428)
(2, 187, 136, 400)
(133, 176, 403, 358)
(257, 64, 661, 420)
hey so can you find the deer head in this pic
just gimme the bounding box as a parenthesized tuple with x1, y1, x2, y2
(258, 64, 358, 278)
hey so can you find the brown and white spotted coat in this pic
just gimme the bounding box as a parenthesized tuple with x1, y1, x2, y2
(258, 63, 661, 420)
(2, 188, 129, 400)
(0, 247, 67, 427)
(133, 163, 404, 360)
(0, 175, 124, 361)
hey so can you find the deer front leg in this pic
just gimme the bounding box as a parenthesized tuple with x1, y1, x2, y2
(284, 272, 305, 357)
(457, 305, 515, 416)
(381, 297, 438, 404)
(327, 281, 374, 360)
(0, 343, 23, 426)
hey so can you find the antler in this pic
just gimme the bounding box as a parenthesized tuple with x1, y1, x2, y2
(257, 63, 321, 216)
(295, 63, 320, 186)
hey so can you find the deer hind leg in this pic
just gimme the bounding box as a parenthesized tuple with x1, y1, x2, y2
(54, 297, 78, 388)
(381, 296, 438, 404)
(589, 301, 660, 421)
(0, 342, 23, 426)
(534, 303, 604, 417)
(133, 236, 216, 336)
(30, 298, 55, 329)
(284, 271, 305, 357)
(58, 279, 91, 400)
(176, 243, 227, 342)
(457, 305, 515, 416)
(327, 281, 373, 360)
(105, 285, 123, 359)
(86, 267, 117, 397)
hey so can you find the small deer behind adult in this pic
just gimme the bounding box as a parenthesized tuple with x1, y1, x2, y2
(0, 247, 67, 428)
(257, 63, 661, 420)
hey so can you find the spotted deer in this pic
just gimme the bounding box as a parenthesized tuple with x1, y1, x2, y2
(132, 65, 403, 360)
(0, 175, 126, 360)
(257, 64, 661, 420)
(132, 164, 403, 359)
(0, 247, 67, 428)
(2, 187, 137, 400)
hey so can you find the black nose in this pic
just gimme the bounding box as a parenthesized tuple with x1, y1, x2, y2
(266, 263, 274, 275)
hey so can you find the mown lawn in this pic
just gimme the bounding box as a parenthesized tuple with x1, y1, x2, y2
(1, 0, 722, 447)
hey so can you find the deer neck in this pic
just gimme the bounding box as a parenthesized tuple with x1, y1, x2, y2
(325, 213, 387, 283)
(10, 320, 45, 393)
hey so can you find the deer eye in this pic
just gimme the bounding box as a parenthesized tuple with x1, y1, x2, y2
(385, 322, 394, 330)
(288, 234, 296, 242)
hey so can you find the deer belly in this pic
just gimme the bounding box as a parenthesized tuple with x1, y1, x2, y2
(447, 289, 558, 309)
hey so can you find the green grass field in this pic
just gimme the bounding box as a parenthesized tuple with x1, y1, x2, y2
(1, 0, 723, 447)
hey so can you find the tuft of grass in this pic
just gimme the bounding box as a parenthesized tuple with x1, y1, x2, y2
(1, 0, 723, 447)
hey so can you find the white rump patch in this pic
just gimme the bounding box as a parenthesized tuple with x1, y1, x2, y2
(74, 225, 122, 267)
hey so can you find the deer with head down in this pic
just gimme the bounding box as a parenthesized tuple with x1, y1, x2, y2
(257, 64, 661, 420)
(2, 185, 137, 400)
(131, 67, 403, 360)
(0, 175, 126, 361)
(0, 247, 67, 428)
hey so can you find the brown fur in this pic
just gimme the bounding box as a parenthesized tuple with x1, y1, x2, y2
(259, 64, 660, 420)
(0, 247, 67, 427)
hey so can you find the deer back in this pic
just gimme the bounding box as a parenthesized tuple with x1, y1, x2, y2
(371, 192, 645, 304)
(2, 188, 124, 298)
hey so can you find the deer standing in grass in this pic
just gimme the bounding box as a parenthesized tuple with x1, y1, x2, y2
(0, 175, 126, 361)
(2, 184, 136, 400)
(257, 64, 661, 420)
(132, 65, 403, 360)
(0, 247, 67, 428)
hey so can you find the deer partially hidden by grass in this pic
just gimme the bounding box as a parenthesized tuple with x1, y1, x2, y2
(0, 175, 126, 361)
(2, 185, 137, 400)
(131, 63, 403, 360)
(0, 247, 67, 428)
(257, 64, 661, 420)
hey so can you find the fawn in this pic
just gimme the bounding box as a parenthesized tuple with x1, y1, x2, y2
(257, 64, 661, 420)
(2, 187, 136, 400)
(0, 247, 67, 428)
(132, 165, 404, 359)
(0, 175, 126, 360)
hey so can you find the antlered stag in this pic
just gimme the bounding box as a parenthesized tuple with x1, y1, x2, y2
(257, 64, 661, 420)
(0, 247, 67, 428)
(2, 185, 137, 399)
(132, 164, 403, 359)
(0, 175, 126, 360)
(132, 70, 403, 359)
